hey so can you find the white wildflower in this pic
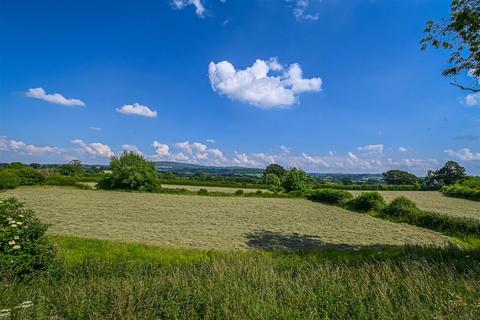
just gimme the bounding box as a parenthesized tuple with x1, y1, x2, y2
(12, 245, 21, 250)
(11, 224, 17, 228)
(17, 222, 23, 225)
(13, 236, 19, 240)
(0, 308, 11, 318)
(8, 240, 15, 245)
(16, 301, 33, 309)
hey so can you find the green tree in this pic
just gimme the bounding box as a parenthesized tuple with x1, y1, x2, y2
(59, 160, 84, 176)
(263, 173, 281, 187)
(421, 0, 480, 92)
(282, 168, 313, 192)
(98, 152, 161, 192)
(262, 164, 287, 181)
(425, 161, 466, 186)
(383, 170, 419, 185)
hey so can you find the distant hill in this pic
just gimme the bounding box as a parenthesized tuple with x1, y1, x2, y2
(154, 161, 384, 182)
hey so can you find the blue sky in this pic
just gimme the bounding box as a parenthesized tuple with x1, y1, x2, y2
(1, 0, 479, 175)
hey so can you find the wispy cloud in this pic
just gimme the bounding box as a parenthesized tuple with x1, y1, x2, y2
(26, 88, 85, 107)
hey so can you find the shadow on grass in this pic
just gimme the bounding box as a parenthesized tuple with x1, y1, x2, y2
(244, 230, 480, 269)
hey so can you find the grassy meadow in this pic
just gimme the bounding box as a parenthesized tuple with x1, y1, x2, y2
(0, 186, 454, 250)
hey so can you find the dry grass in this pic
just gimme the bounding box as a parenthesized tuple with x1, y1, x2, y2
(162, 184, 266, 193)
(351, 191, 480, 221)
(0, 186, 454, 250)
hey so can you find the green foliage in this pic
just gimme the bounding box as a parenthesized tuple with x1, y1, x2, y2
(421, 0, 480, 92)
(6, 162, 26, 170)
(349, 192, 386, 212)
(234, 189, 244, 196)
(383, 197, 419, 217)
(383, 170, 419, 185)
(197, 188, 209, 195)
(282, 168, 313, 192)
(426, 161, 466, 186)
(263, 172, 281, 187)
(44, 172, 77, 186)
(442, 184, 480, 201)
(98, 152, 161, 192)
(0, 198, 56, 279)
(262, 164, 287, 181)
(58, 160, 84, 176)
(0, 169, 21, 189)
(308, 188, 353, 204)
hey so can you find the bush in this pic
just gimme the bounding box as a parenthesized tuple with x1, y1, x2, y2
(0, 169, 20, 189)
(442, 183, 480, 202)
(198, 188, 209, 195)
(98, 152, 161, 192)
(44, 172, 78, 186)
(308, 188, 353, 204)
(383, 196, 419, 217)
(282, 168, 314, 192)
(234, 189, 244, 196)
(0, 198, 56, 279)
(349, 192, 386, 212)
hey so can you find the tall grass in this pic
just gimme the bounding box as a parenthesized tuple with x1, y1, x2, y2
(1, 236, 480, 319)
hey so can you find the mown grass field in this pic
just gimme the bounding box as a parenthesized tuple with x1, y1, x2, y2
(162, 184, 267, 193)
(351, 190, 480, 221)
(0, 186, 454, 250)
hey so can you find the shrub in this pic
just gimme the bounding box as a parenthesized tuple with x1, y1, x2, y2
(350, 192, 386, 212)
(44, 172, 77, 186)
(98, 152, 161, 192)
(282, 168, 314, 192)
(383, 196, 419, 217)
(0, 169, 20, 189)
(442, 183, 480, 202)
(256, 190, 263, 196)
(0, 198, 56, 279)
(234, 189, 244, 196)
(308, 188, 353, 204)
(198, 188, 209, 195)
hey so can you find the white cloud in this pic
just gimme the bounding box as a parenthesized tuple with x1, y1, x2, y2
(206, 139, 216, 144)
(300, 152, 329, 167)
(291, 0, 319, 21)
(233, 152, 259, 166)
(174, 141, 207, 154)
(152, 141, 170, 157)
(464, 93, 480, 107)
(122, 144, 143, 155)
(26, 87, 85, 107)
(208, 58, 322, 108)
(171, 0, 206, 17)
(280, 145, 291, 153)
(71, 139, 114, 158)
(116, 103, 158, 118)
(398, 147, 408, 152)
(5, 139, 60, 155)
(444, 148, 480, 161)
(357, 144, 384, 155)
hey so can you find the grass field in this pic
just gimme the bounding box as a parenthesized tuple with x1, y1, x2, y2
(351, 191, 480, 221)
(0, 186, 454, 250)
(162, 184, 267, 193)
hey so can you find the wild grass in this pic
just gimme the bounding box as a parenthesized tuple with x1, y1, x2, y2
(352, 190, 480, 221)
(1, 236, 480, 319)
(0, 186, 454, 250)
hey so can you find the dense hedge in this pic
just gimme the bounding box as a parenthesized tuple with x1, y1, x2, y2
(308, 188, 353, 204)
(349, 192, 386, 212)
(318, 184, 440, 191)
(382, 196, 480, 237)
(442, 185, 480, 201)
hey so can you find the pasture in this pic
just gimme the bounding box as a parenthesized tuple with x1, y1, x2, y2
(351, 190, 480, 221)
(0, 186, 454, 250)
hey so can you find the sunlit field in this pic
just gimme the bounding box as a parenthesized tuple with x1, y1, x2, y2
(0, 186, 454, 250)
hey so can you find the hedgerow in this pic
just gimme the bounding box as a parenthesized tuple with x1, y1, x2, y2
(308, 188, 353, 205)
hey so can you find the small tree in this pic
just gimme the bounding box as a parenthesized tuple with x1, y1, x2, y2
(383, 170, 419, 185)
(263, 173, 281, 187)
(59, 160, 84, 176)
(98, 152, 161, 192)
(425, 161, 466, 186)
(282, 168, 313, 192)
(263, 164, 287, 180)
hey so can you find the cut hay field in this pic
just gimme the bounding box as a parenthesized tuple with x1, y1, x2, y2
(0, 186, 454, 250)
(162, 184, 267, 193)
(351, 190, 480, 221)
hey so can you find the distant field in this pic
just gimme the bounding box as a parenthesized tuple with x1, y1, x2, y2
(162, 184, 267, 193)
(1, 186, 453, 250)
(351, 191, 480, 221)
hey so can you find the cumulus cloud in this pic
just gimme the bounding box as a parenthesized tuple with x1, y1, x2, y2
(208, 58, 322, 108)
(26, 88, 85, 107)
(444, 148, 480, 161)
(464, 93, 480, 107)
(174, 141, 207, 154)
(122, 144, 143, 155)
(290, 0, 319, 21)
(3, 138, 60, 155)
(206, 139, 216, 144)
(71, 139, 114, 158)
(152, 141, 170, 157)
(171, 0, 206, 17)
(116, 103, 158, 118)
(357, 144, 384, 155)
(398, 147, 408, 152)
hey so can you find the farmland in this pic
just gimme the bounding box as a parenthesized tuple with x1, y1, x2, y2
(0, 186, 454, 250)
